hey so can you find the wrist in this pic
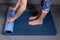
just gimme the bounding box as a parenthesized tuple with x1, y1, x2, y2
(13, 16, 17, 20)
(12, 17, 16, 21)
(13, 7, 17, 10)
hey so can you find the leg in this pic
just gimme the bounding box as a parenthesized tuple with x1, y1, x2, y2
(28, 0, 51, 25)
(29, 10, 48, 25)
(29, 6, 42, 20)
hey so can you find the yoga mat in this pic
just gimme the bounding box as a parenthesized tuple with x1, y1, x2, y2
(3, 6, 15, 34)
(3, 7, 57, 35)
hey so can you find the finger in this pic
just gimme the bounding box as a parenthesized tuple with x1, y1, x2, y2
(10, 9, 13, 12)
(6, 20, 10, 24)
(8, 9, 11, 12)
(8, 9, 13, 12)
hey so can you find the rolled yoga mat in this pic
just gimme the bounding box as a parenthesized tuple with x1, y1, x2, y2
(3, 6, 15, 34)
(3, 7, 57, 35)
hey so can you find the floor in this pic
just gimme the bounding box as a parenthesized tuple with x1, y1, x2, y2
(0, 3, 60, 40)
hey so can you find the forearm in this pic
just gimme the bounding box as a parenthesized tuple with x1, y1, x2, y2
(13, 5, 26, 20)
(13, 0, 27, 20)
(13, 0, 20, 9)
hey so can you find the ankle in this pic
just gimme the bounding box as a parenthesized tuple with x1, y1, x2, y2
(37, 18, 44, 21)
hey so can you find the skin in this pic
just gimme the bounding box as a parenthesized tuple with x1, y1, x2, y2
(7, 0, 27, 24)
(29, 10, 48, 25)
(7, 0, 48, 26)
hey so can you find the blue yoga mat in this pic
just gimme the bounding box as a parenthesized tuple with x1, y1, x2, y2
(3, 7, 57, 35)
(3, 7, 15, 34)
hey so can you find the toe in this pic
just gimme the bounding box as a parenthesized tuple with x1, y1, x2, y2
(28, 20, 43, 26)
(29, 21, 33, 25)
(29, 17, 32, 20)
(29, 16, 37, 20)
(29, 21, 37, 25)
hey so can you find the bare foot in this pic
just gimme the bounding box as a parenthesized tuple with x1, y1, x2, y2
(29, 16, 37, 20)
(29, 19, 43, 25)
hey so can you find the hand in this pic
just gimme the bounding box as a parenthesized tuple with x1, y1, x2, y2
(6, 18, 15, 24)
(8, 7, 16, 12)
